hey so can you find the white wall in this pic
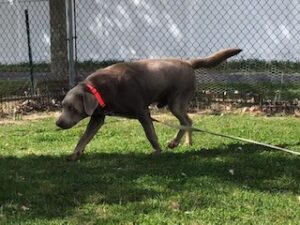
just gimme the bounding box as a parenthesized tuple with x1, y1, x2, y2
(1, 0, 300, 63)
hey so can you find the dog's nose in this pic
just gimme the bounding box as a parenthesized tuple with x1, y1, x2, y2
(56, 118, 73, 129)
(56, 119, 64, 128)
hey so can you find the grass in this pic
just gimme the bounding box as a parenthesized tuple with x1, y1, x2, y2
(0, 80, 29, 97)
(196, 82, 300, 101)
(2, 59, 300, 73)
(0, 80, 68, 98)
(0, 113, 300, 224)
(2, 59, 300, 100)
(0, 60, 122, 73)
(2, 79, 300, 102)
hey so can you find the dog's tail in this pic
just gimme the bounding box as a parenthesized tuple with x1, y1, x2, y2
(187, 48, 242, 69)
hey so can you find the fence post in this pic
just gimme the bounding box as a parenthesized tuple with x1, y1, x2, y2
(67, 0, 75, 88)
(25, 9, 34, 95)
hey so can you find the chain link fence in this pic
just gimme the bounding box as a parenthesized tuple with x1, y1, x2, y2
(1, 0, 300, 116)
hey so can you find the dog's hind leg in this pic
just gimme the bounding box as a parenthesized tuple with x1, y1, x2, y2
(138, 110, 162, 155)
(67, 115, 105, 161)
(168, 99, 192, 149)
(183, 114, 193, 146)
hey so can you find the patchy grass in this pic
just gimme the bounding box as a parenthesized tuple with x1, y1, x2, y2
(0, 114, 299, 224)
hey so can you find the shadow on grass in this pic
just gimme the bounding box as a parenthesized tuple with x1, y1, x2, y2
(0, 143, 299, 220)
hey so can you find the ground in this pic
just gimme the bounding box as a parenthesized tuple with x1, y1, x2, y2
(0, 112, 299, 224)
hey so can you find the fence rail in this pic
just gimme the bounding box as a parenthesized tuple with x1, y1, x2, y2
(1, 0, 300, 115)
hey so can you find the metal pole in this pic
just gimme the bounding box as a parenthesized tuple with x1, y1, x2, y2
(25, 9, 34, 94)
(67, 0, 75, 88)
(73, 0, 78, 79)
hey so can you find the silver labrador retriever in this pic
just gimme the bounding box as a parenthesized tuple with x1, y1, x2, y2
(56, 48, 241, 161)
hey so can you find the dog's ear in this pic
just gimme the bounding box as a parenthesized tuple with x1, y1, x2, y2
(83, 92, 98, 116)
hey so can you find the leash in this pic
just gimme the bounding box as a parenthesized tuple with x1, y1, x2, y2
(151, 117, 300, 156)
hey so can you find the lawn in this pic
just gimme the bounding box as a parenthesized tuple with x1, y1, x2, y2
(0, 113, 299, 224)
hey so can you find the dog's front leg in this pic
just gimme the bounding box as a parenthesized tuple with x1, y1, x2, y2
(138, 111, 162, 155)
(68, 115, 105, 161)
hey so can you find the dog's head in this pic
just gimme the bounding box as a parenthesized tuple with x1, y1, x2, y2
(56, 84, 99, 129)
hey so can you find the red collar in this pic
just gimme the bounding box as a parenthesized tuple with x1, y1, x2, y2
(85, 83, 106, 108)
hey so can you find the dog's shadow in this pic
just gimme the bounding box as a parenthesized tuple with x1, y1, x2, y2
(1, 143, 299, 220)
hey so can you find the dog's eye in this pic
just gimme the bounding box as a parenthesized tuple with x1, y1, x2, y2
(68, 106, 75, 111)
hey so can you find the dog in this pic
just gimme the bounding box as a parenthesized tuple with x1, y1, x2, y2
(56, 48, 241, 161)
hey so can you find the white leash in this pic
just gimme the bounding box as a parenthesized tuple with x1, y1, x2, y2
(152, 118, 300, 156)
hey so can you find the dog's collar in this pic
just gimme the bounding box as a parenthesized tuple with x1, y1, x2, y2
(85, 83, 106, 108)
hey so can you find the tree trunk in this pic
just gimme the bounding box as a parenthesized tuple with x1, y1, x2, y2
(49, 0, 68, 89)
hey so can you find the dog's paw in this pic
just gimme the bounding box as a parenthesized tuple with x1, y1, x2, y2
(184, 139, 193, 146)
(151, 149, 162, 156)
(167, 140, 180, 149)
(66, 154, 79, 162)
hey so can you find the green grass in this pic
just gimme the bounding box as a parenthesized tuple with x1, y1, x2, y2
(2, 79, 300, 102)
(0, 114, 300, 224)
(0, 80, 69, 97)
(2, 59, 300, 99)
(218, 59, 300, 73)
(2, 59, 300, 73)
(196, 82, 300, 101)
(1, 81, 299, 102)
(0, 80, 29, 97)
(0, 60, 122, 73)
(0, 63, 49, 73)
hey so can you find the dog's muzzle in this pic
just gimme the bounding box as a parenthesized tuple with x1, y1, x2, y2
(56, 119, 72, 129)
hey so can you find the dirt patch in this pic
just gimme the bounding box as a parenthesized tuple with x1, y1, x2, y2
(0, 97, 61, 119)
(0, 111, 59, 125)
